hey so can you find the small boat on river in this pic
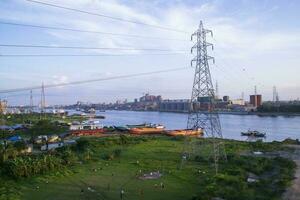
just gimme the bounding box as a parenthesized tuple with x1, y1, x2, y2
(241, 130, 266, 137)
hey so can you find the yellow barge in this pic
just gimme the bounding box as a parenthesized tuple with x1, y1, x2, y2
(129, 127, 165, 135)
(166, 128, 203, 136)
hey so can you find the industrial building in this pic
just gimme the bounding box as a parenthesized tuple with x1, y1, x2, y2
(159, 99, 190, 112)
(250, 95, 262, 107)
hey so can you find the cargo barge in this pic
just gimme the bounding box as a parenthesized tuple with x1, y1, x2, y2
(166, 128, 203, 136)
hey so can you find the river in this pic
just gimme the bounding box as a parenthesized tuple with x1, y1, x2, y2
(69, 110, 300, 142)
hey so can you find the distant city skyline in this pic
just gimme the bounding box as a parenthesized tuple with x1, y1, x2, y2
(1, 0, 300, 105)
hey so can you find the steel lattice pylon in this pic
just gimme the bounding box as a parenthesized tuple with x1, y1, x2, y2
(182, 21, 227, 174)
(40, 82, 46, 119)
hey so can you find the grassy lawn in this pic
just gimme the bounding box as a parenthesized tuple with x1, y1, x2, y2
(19, 138, 200, 200)
(0, 135, 297, 200)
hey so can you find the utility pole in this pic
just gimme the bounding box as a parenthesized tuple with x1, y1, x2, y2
(182, 21, 227, 174)
(215, 81, 219, 100)
(30, 90, 33, 113)
(273, 86, 279, 102)
(40, 82, 46, 119)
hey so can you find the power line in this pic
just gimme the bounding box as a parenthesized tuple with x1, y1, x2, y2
(0, 44, 187, 52)
(25, 0, 189, 34)
(0, 53, 188, 57)
(0, 67, 189, 94)
(0, 21, 188, 42)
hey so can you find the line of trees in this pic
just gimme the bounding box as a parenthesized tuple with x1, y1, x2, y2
(258, 104, 300, 113)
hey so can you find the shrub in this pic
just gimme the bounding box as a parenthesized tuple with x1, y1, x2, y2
(113, 149, 122, 157)
(76, 138, 91, 152)
(13, 141, 27, 152)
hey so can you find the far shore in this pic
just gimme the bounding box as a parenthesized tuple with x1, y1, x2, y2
(105, 109, 300, 117)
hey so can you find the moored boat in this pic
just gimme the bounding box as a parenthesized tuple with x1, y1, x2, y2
(241, 130, 266, 137)
(114, 126, 129, 132)
(130, 127, 165, 135)
(126, 123, 151, 128)
(70, 120, 104, 136)
(166, 128, 203, 136)
(71, 129, 104, 136)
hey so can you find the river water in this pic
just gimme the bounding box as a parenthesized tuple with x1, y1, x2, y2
(92, 110, 300, 142)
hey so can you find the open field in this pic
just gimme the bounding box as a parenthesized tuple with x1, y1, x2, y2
(0, 135, 297, 200)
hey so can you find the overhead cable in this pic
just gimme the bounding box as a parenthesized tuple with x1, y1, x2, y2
(0, 67, 189, 94)
(0, 53, 188, 57)
(0, 44, 187, 52)
(0, 21, 188, 41)
(25, 0, 189, 34)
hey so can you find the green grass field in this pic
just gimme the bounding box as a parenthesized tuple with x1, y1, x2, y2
(20, 138, 201, 200)
(0, 136, 297, 200)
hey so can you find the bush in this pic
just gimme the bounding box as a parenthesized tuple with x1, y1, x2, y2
(171, 135, 185, 141)
(13, 141, 27, 152)
(119, 135, 128, 145)
(76, 138, 91, 152)
(2, 154, 65, 179)
(113, 149, 122, 157)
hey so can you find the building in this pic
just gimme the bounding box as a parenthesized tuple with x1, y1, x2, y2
(70, 121, 103, 131)
(159, 99, 190, 112)
(223, 96, 230, 102)
(0, 100, 7, 114)
(231, 99, 245, 106)
(139, 93, 162, 103)
(250, 95, 262, 107)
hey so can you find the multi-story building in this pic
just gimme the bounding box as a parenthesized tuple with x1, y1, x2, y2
(223, 96, 230, 102)
(159, 99, 190, 112)
(0, 100, 7, 114)
(139, 93, 162, 103)
(231, 99, 245, 106)
(250, 95, 262, 107)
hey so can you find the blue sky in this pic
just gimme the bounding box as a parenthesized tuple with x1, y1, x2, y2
(0, 0, 300, 105)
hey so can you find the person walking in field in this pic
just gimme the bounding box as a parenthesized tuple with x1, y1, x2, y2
(160, 182, 165, 189)
(120, 189, 125, 199)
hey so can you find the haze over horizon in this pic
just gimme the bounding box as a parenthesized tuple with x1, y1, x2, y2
(1, 0, 300, 105)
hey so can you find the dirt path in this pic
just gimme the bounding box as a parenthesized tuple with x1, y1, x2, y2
(282, 145, 300, 200)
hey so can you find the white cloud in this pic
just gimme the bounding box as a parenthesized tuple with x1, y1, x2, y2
(52, 75, 69, 85)
(1, 0, 300, 103)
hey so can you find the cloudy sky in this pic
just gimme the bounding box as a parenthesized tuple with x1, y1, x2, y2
(0, 0, 300, 105)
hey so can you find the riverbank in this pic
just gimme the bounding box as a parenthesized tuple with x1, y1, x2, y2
(0, 135, 298, 200)
(283, 145, 300, 200)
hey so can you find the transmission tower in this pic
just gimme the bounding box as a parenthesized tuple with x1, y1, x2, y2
(40, 82, 46, 118)
(182, 21, 226, 174)
(30, 90, 33, 113)
(273, 86, 279, 102)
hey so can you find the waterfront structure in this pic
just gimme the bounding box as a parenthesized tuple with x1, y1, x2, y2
(159, 99, 190, 112)
(223, 96, 229, 102)
(250, 94, 262, 107)
(231, 99, 245, 106)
